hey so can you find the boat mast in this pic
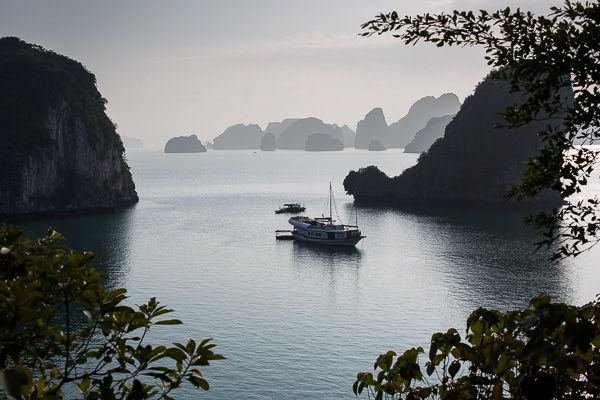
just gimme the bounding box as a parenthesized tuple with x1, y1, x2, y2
(329, 182, 333, 221)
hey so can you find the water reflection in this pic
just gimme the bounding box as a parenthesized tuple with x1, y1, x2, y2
(358, 203, 580, 312)
(16, 206, 137, 289)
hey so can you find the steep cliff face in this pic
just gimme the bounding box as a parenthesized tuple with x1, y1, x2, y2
(344, 74, 569, 207)
(0, 37, 138, 219)
(354, 108, 388, 149)
(404, 114, 456, 154)
(386, 93, 461, 148)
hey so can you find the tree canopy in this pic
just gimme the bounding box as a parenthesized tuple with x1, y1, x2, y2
(0, 224, 224, 399)
(361, 1, 600, 260)
(353, 2, 600, 399)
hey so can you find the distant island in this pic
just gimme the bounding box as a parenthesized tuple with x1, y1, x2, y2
(344, 73, 569, 207)
(403, 114, 455, 154)
(121, 135, 144, 149)
(211, 117, 355, 151)
(260, 132, 277, 151)
(164, 134, 207, 153)
(305, 133, 343, 151)
(368, 140, 386, 151)
(354, 94, 461, 149)
(0, 37, 138, 219)
(213, 123, 263, 150)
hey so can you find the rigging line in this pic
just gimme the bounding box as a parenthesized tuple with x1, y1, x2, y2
(331, 184, 343, 224)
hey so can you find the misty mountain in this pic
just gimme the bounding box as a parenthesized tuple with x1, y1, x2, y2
(265, 118, 301, 137)
(213, 123, 264, 150)
(386, 93, 461, 148)
(260, 132, 276, 151)
(339, 124, 356, 148)
(354, 108, 388, 149)
(121, 135, 143, 149)
(403, 114, 456, 154)
(344, 74, 569, 207)
(305, 133, 344, 151)
(276, 117, 345, 150)
(368, 140, 386, 151)
(164, 134, 206, 153)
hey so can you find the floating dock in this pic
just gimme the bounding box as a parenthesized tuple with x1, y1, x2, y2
(275, 230, 295, 240)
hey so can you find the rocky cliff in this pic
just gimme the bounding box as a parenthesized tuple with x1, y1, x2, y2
(260, 132, 277, 151)
(164, 134, 207, 153)
(386, 93, 461, 148)
(404, 114, 455, 154)
(344, 74, 568, 207)
(0, 37, 138, 220)
(277, 117, 344, 150)
(305, 133, 343, 151)
(121, 135, 144, 149)
(354, 108, 388, 149)
(213, 123, 264, 150)
(265, 118, 300, 137)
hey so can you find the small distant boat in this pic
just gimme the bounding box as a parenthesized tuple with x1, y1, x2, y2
(286, 183, 365, 247)
(275, 203, 306, 214)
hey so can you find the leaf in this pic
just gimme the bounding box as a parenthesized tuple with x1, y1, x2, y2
(187, 375, 210, 390)
(448, 360, 461, 378)
(154, 319, 183, 326)
(564, 320, 596, 349)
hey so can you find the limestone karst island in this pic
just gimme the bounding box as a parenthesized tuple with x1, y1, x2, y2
(0, 37, 138, 219)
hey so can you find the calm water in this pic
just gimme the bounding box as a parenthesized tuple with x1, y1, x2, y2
(17, 148, 600, 399)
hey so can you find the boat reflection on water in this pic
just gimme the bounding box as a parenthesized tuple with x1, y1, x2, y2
(291, 239, 363, 273)
(277, 183, 365, 247)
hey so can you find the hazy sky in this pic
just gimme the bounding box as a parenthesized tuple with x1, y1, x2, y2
(1, 0, 560, 148)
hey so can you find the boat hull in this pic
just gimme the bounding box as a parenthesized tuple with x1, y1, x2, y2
(291, 230, 364, 246)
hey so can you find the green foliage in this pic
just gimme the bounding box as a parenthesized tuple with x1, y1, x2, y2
(0, 224, 224, 399)
(354, 2, 600, 399)
(354, 294, 600, 399)
(360, 1, 600, 260)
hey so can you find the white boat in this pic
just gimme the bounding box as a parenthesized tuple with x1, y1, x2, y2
(287, 184, 365, 247)
(275, 203, 306, 214)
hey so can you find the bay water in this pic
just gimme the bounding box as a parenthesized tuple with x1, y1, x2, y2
(17, 148, 600, 399)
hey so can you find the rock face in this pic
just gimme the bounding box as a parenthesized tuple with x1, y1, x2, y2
(0, 37, 138, 219)
(386, 93, 461, 148)
(355, 108, 388, 149)
(213, 123, 264, 150)
(404, 114, 455, 154)
(305, 133, 343, 151)
(277, 117, 345, 150)
(265, 118, 300, 137)
(260, 132, 277, 151)
(339, 124, 356, 148)
(164, 134, 207, 153)
(344, 74, 568, 207)
(121, 135, 144, 149)
(368, 140, 386, 151)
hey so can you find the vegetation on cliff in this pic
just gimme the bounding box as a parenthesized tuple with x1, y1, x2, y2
(345, 73, 566, 207)
(351, 1, 600, 399)
(0, 37, 138, 218)
(0, 37, 118, 156)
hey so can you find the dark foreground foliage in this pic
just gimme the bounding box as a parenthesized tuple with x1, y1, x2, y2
(354, 294, 600, 399)
(354, 2, 600, 399)
(0, 224, 224, 399)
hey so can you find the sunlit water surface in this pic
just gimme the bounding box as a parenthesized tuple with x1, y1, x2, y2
(18, 148, 600, 399)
